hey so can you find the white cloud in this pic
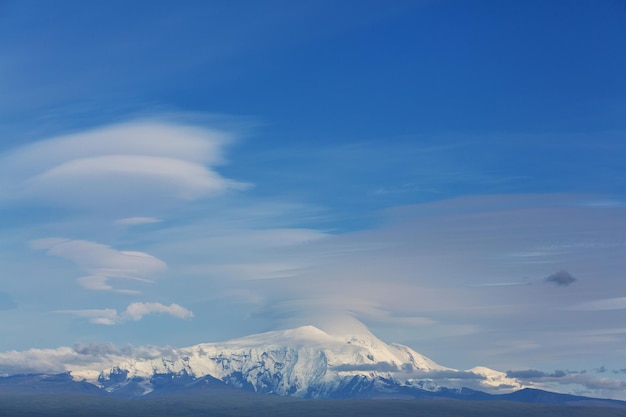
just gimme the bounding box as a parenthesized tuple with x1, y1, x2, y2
(121, 302, 194, 321)
(0, 121, 248, 213)
(58, 302, 194, 325)
(0, 342, 176, 375)
(0, 346, 103, 375)
(26, 155, 240, 202)
(510, 370, 626, 400)
(31, 238, 166, 293)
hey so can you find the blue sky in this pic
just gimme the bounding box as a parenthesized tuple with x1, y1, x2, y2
(1, 0, 626, 399)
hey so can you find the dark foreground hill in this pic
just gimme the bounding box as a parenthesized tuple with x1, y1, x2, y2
(2, 372, 626, 410)
(2, 392, 626, 417)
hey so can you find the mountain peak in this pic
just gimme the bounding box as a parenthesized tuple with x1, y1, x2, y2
(310, 315, 378, 339)
(221, 325, 334, 347)
(61, 324, 523, 398)
(221, 322, 386, 348)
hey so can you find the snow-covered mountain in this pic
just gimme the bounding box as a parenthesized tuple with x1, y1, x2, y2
(67, 325, 523, 398)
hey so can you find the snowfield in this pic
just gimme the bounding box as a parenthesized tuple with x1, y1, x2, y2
(69, 325, 523, 397)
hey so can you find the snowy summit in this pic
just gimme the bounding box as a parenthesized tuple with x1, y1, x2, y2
(66, 325, 522, 397)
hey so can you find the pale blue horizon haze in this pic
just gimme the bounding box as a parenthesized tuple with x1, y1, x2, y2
(1, 0, 626, 400)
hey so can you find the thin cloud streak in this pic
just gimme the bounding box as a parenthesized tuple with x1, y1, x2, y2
(114, 217, 163, 226)
(56, 302, 194, 325)
(572, 297, 626, 311)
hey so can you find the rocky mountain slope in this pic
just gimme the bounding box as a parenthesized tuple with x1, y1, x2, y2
(67, 325, 521, 397)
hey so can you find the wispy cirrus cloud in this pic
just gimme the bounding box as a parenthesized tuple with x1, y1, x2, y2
(114, 217, 163, 226)
(123, 302, 193, 321)
(572, 297, 626, 311)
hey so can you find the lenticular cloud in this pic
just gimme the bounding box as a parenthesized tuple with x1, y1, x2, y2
(31, 238, 167, 294)
(0, 120, 247, 213)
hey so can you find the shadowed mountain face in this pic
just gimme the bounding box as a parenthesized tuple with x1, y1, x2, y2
(0, 325, 625, 410)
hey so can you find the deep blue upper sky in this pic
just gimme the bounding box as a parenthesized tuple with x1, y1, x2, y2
(3, 0, 625, 223)
(1, 0, 626, 399)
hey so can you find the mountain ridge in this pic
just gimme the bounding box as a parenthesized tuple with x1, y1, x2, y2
(68, 324, 518, 397)
(1, 325, 624, 409)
